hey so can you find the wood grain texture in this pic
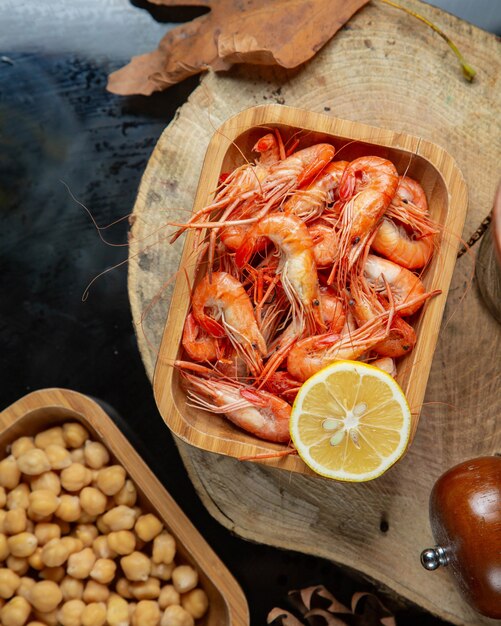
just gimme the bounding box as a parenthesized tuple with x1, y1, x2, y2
(152, 104, 468, 471)
(128, 1, 501, 624)
(0, 389, 249, 626)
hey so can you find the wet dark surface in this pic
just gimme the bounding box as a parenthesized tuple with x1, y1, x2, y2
(0, 2, 458, 624)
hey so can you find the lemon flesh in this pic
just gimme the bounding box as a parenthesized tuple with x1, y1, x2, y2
(290, 360, 411, 481)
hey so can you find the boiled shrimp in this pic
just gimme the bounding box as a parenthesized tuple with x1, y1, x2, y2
(283, 160, 348, 222)
(363, 254, 433, 317)
(183, 373, 291, 443)
(236, 212, 324, 334)
(182, 312, 223, 362)
(191, 272, 266, 375)
(372, 176, 438, 269)
(329, 156, 398, 285)
(287, 315, 389, 382)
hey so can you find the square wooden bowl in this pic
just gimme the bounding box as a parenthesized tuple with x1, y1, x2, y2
(0, 388, 249, 625)
(153, 104, 468, 477)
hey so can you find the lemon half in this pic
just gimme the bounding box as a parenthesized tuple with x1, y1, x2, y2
(290, 360, 412, 481)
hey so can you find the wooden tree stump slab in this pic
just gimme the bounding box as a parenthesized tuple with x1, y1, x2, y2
(128, 2, 501, 624)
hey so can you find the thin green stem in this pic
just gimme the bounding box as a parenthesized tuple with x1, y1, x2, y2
(378, 0, 476, 81)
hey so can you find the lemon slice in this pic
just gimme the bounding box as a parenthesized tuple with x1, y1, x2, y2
(290, 360, 411, 481)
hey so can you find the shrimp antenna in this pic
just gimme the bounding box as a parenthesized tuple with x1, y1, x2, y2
(60, 179, 131, 247)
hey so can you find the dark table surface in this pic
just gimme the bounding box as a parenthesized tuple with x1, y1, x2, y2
(2, 1, 493, 624)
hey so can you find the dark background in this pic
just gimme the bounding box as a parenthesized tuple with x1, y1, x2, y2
(0, 2, 496, 623)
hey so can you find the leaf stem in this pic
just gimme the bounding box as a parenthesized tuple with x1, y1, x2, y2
(378, 0, 476, 81)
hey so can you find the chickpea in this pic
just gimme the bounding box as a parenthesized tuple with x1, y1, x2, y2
(102, 506, 136, 532)
(60, 464, 92, 493)
(16, 577, 35, 601)
(158, 585, 180, 610)
(34, 427, 65, 449)
(82, 580, 109, 604)
(6, 556, 28, 576)
(160, 605, 194, 626)
(6, 484, 30, 510)
(28, 548, 43, 570)
(3, 509, 27, 535)
(171, 566, 197, 594)
(40, 566, 66, 583)
(61, 536, 84, 555)
(0, 456, 21, 489)
(17, 450, 50, 476)
(41, 538, 69, 568)
(152, 532, 176, 565)
(63, 423, 89, 449)
(0, 533, 9, 561)
(67, 548, 96, 579)
(81, 601, 106, 626)
(58, 599, 85, 626)
(70, 448, 85, 464)
(31, 471, 61, 495)
(29, 579, 62, 613)
(132, 600, 161, 626)
(7, 533, 37, 558)
(181, 588, 209, 619)
(55, 495, 81, 523)
(96, 466, 126, 496)
(107, 593, 130, 626)
(121, 551, 151, 582)
(28, 490, 60, 518)
(10, 437, 35, 459)
(60, 576, 84, 602)
(0, 595, 31, 626)
(130, 577, 161, 601)
(45, 444, 72, 470)
(92, 535, 115, 559)
(151, 562, 175, 582)
(107, 530, 135, 555)
(96, 515, 110, 535)
(115, 577, 133, 599)
(84, 441, 109, 470)
(72, 524, 98, 548)
(114, 479, 137, 507)
(0, 569, 20, 599)
(89, 558, 116, 585)
(135, 514, 163, 543)
(79, 487, 107, 517)
(34, 523, 60, 546)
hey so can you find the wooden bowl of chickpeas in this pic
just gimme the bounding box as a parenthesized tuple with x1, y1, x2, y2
(0, 388, 249, 626)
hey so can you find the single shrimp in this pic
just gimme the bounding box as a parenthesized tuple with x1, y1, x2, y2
(283, 160, 348, 222)
(236, 212, 324, 334)
(286, 315, 389, 382)
(191, 272, 266, 375)
(182, 313, 223, 362)
(329, 156, 399, 285)
(363, 254, 431, 317)
(309, 220, 339, 268)
(183, 373, 291, 443)
(372, 176, 438, 269)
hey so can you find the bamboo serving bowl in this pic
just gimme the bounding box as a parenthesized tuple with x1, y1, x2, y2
(153, 104, 468, 477)
(0, 388, 249, 625)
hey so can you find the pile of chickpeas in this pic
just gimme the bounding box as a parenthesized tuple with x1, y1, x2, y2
(0, 422, 209, 626)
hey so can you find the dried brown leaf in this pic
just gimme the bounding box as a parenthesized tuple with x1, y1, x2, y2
(107, 0, 368, 96)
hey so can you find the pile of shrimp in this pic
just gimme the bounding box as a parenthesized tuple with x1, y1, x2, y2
(170, 129, 442, 445)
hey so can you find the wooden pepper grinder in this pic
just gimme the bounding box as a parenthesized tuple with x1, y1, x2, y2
(421, 456, 501, 619)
